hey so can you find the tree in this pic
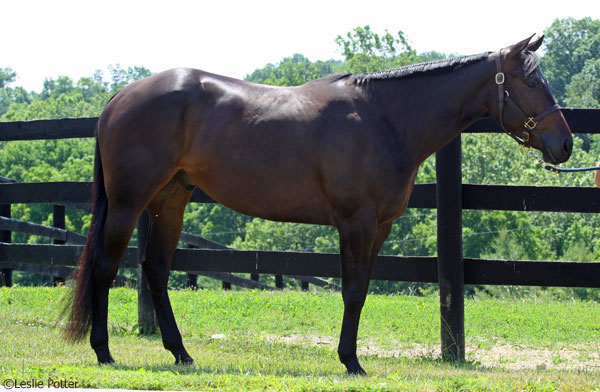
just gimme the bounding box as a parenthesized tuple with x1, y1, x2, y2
(0, 67, 16, 88)
(564, 58, 600, 108)
(0, 66, 153, 251)
(246, 26, 445, 88)
(108, 64, 153, 92)
(1, 65, 154, 121)
(0, 67, 31, 117)
(541, 17, 600, 106)
(245, 54, 340, 86)
(335, 25, 420, 73)
(0, 86, 30, 118)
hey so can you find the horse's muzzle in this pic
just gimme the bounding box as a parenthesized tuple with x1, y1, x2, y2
(543, 134, 572, 164)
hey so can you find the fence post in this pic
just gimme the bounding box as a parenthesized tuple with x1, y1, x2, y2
(137, 211, 157, 333)
(186, 244, 198, 289)
(0, 204, 12, 287)
(52, 204, 66, 285)
(275, 274, 283, 289)
(435, 135, 465, 361)
(301, 280, 309, 291)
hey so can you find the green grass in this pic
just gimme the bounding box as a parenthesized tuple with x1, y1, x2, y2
(1, 287, 600, 391)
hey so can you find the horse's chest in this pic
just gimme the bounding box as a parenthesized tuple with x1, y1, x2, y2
(373, 168, 418, 222)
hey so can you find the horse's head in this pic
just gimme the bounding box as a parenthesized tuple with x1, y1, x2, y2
(492, 35, 572, 164)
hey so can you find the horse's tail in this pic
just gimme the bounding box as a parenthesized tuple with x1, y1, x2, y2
(62, 132, 108, 342)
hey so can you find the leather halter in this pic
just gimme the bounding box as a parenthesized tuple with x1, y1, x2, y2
(494, 51, 561, 147)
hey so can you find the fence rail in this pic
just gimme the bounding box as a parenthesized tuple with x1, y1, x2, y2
(2, 181, 599, 213)
(1, 109, 598, 142)
(0, 210, 327, 291)
(2, 242, 600, 287)
(1, 108, 600, 360)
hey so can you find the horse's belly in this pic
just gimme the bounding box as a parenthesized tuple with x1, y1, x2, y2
(187, 167, 334, 226)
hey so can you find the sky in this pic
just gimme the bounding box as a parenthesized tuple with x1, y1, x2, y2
(2, 0, 598, 92)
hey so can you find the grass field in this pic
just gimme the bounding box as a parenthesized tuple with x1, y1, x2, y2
(1, 286, 600, 391)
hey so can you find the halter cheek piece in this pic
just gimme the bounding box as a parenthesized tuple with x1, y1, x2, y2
(494, 51, 560, 148)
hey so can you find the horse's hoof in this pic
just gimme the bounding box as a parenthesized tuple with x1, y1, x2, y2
(97, 355, 115, 365)
(347, 366, 367, 376)
(175, 355, 195, 365)
(94, 346, 115, 365)
(343, 357, 367, 375)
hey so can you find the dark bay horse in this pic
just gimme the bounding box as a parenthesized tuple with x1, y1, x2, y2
(64, 35, 572, 374)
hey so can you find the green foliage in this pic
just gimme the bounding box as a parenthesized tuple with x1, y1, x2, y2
(0, 138, 95, 245)
(0, 65, 152, 254)
(245, 54, 340, 86)
(232, 220, 337, 253)
(0, 67, 16, 88)
(182, 204, 252, 246)
(0, 67, 29, 117)
(1, 65, 153, 121)
(565, 57, 600, 108)
(2, 91, 106, 120)
(541, 17, 600, 106)
(108, 64, 153, 92)
(245, 25, 445, 86)
(335, 25, 421, 73)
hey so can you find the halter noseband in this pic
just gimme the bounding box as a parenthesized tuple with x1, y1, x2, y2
(494, 51, 560, 148)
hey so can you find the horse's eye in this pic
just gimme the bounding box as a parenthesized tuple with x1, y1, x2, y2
(526, 80, 537, 89)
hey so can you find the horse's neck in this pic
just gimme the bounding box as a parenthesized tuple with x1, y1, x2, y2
(374, 56, 493, 164)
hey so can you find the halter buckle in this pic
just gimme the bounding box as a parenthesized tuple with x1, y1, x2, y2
(495, 72, 505, 85)
(524, 117, 537, 130)
(522, 130, 530, 143)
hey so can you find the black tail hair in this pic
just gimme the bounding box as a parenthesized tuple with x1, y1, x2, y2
(61, 132, 108, 341)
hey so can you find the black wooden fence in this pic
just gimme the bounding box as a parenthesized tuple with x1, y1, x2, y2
(1, 108, 600, 359)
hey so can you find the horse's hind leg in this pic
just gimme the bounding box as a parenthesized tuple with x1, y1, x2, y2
(142, 178, 194, 364)
(89, 173, 177, 363)
(90, 205, 141, 363)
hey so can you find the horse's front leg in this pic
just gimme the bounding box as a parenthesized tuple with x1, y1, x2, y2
(336, 208, 392, 375)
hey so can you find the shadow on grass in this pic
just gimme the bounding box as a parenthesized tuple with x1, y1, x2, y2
(104, 332, 530, 379)
(106, 350, 494, 380)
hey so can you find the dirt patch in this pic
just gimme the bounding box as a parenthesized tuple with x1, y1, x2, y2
(266, 334, 600, 371)
(467, 342, 600, 371)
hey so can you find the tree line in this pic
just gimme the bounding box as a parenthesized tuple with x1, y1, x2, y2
(1, 18, 600, 296)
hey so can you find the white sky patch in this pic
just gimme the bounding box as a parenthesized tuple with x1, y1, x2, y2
(2, 0, 597, 92)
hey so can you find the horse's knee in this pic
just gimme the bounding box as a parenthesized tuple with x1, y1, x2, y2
(342, 285, 367, 312)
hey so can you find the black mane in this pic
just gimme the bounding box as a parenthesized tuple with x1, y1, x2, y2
(352, 52, 492, 81)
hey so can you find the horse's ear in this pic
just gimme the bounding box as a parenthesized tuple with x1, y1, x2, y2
(527, 35, 544, 52)
(508, 34, 536, 57)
